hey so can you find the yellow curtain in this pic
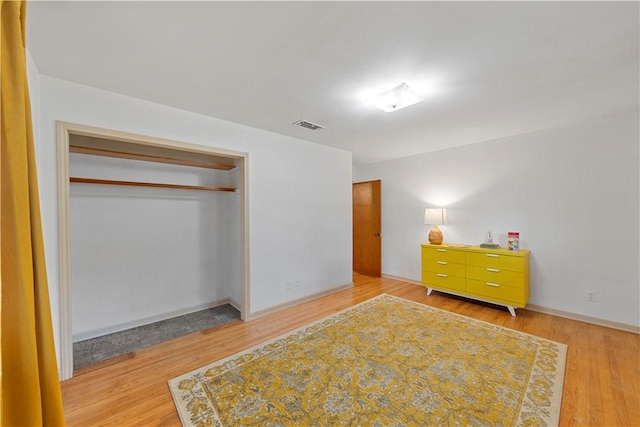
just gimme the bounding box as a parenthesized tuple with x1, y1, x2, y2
(1, 1, 66, 425)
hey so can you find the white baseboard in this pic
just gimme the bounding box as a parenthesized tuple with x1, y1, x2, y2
(72, 298, 233, 342)
(525, 304, 639, 334)
(382, 274, 423, 286)
(228, 299, 241, 312)
(382, 274, 639, 335)
(250, 283, 354, 320)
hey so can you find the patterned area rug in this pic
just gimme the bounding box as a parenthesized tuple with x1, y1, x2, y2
(169, 294, 566, 426)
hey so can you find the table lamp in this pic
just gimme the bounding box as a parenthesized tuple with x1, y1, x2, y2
(424, 208, 445, 245)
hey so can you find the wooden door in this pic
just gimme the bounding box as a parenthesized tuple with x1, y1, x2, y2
(353, 180, 381, 277)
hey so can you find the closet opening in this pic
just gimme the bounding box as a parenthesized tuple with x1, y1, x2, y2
(56, 122, 249, 380)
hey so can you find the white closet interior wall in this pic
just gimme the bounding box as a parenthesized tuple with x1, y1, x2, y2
(68, 135, 241, 342)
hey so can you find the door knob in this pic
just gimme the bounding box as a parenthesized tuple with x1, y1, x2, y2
(374, 233, 381, 237)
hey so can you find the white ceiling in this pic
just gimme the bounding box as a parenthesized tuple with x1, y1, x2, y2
(26, 1, 639, 165)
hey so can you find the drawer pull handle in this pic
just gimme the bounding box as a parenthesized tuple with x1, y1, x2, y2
(437, 274, 448, 278)
(486, 282, 500, 287)
(436, 249, 447, 252)
(437, 261, 448, 265)
(486, 254, 500, 258)
(486, 268, 500, 273)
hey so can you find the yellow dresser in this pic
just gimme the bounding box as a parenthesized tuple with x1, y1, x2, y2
(421, 244, 530, 316)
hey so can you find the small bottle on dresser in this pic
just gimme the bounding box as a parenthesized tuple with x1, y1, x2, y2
(507, 232, 520, 251)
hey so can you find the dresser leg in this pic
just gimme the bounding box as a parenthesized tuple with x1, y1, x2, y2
(507, 306, 516, 317)
(427, 288, 433, 296)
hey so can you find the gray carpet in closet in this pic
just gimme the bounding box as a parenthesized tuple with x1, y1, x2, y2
(73, 304, 240, 370)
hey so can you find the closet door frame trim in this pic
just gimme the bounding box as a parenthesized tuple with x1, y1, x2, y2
(56, 121, 250, 381)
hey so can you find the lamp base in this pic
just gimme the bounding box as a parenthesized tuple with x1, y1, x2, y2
(428, 226, 443, 245)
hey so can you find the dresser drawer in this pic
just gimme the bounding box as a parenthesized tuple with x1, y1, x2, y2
(466, 279, 526, 305)
(422, 259, 465, 276)
(466, 252, 524, 272)
(422, 271, 465, 293)
(422, 247, 465, 264)
(466, 265, 524, 286)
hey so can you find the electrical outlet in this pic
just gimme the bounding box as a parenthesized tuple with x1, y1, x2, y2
(286, 281, 292, 290)
(294, 279, 301, 288)
(587, 291, 596, 302)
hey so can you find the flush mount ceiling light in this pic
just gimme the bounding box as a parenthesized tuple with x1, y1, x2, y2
(365, 82, 424, 112)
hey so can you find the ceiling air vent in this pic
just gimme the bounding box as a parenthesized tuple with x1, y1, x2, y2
(293, 120, 325, 131)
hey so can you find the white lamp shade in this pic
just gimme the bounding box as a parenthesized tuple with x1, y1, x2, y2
(424, 208, 445, 225)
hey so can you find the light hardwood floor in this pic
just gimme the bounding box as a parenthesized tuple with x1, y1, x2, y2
(61, 274, 640, 426)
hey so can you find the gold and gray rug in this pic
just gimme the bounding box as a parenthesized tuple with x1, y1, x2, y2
(169, 294, 566, 426)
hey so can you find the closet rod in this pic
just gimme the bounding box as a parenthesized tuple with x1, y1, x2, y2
(70, 177, 236, 192)
(69, 145, 235, 171)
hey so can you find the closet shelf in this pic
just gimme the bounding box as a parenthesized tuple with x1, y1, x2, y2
(70, 177, 236, 192)
(69, 145, 235, 171)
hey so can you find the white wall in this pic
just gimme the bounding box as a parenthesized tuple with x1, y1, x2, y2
(355, 110, 639, 327)
(35, 76, 353, 368)
(68, 150, 241, 340)
(26, 50, 41, 170)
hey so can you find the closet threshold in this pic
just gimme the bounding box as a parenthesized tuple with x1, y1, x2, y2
(70, 177, 236, 192)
